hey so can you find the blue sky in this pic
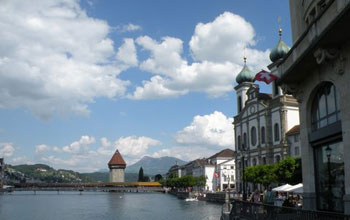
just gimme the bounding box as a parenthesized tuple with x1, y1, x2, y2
(0, 0, 291, 172)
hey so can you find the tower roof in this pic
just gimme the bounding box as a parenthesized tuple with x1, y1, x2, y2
(108, 150, 126, 167)
(236, 57, 255, 84)
(269, 28, 290, 62)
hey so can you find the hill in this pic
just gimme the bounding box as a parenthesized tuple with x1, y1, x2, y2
(125, 156, 186, 175)
(5, 164, 140, 183)
(6, 164, 92, 183)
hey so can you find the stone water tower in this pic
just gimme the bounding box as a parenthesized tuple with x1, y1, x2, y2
(108, 150, 126, 182)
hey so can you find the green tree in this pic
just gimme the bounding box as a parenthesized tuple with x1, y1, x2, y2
(244, 164, 277, 188)
(195, 176, 206, 187)
(154, 174, 163, 181)
(138, 167, 144, 182)
(275, 157, 302, 185)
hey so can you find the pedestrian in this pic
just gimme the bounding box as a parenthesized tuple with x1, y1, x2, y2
(253, 189, 260, 203)
(263, 187, 274, 205)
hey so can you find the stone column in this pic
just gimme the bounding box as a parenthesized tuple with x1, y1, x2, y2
(300, 99, 316, 211)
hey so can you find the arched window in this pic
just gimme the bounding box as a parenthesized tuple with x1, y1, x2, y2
(243, 133, 247, 149)
(237, 135, 241, 150)
(311, 82, 344, 212)
(252, 158, 257, 166)
(238, 96, 242, 113)
(274, 123, 280, 141)
(251, 127, 257, 146)
(275, 155, 281, 163)
(311, 82, 341, 130)
(261, 127, 265, 144)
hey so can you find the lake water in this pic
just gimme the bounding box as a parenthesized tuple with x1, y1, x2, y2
(0, 191, 222, 220)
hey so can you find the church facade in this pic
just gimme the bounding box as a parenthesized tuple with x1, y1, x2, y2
(234, 57, 299, 193)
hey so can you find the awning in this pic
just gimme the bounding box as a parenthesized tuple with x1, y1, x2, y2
(285, 183, 303, 193)
(272, 184, 292, 192)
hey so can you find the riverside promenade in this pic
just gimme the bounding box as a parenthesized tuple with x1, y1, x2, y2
(225, 199, 350, 220)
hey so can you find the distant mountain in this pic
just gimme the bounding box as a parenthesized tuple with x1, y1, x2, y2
(125, 156, 186, 175)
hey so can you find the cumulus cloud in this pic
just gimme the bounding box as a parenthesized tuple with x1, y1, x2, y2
(175, 111, 234, 148)
(0, 0, 130, 119)
(0, 142, 15, 157)
(34, 135, 161, 172)
(62, 135, 96, 154)
(116, 38, 138, 66)
(35, 144, 51, 154)
(115, 136, 161, 158)
(129, 12, 270, 99)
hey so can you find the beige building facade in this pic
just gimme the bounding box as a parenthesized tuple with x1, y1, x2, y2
(273, 0, 350, 214)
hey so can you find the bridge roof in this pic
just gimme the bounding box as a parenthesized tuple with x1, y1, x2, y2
(108, 150, 126, 167)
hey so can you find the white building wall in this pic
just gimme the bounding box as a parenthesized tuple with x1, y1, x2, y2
(204, 166, 215, 191)
(286, 107, 300, 131)
(288, 135, 301, 157)
(218, 159, 235, 191)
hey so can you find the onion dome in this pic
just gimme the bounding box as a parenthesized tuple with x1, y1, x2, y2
(108, 149, 126, 168)
(269, 28, 290, 62)
(236, 57, 255, 84)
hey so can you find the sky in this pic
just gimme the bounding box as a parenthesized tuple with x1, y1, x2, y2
(0, 0, 292, 172)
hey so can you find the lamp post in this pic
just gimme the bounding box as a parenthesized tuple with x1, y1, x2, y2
(325, 146, 333, 211)
(241, 144, 247, 201)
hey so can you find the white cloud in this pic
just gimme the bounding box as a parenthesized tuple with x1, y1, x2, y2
(10, 156, 33, 165)
(129, 12, 270, 100)
(34, 135, 161, 172)
(117, 23, 142, 32)
(152, 146, 217, 162)
(116, 38, 138, 66)
(62, 135, 96, 154)
(0, 0, 130, 119)
(175, 111, 234, 148)
(115, 136, 161, 158)
(35, 144, 51, 154)
(0, 142, 15, 157)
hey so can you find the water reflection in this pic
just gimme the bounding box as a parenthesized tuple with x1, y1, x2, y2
(0, 192, 221, 220)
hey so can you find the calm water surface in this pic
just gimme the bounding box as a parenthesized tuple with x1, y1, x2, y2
(0, 191, 222, 220)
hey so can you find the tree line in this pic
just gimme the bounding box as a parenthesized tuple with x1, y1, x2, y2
(244, 157, 302, 188)
(160, 175, 206, 188)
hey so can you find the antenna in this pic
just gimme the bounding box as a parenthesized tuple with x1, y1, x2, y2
(277, 16, 282, 38)
(243, 48, 247, 64)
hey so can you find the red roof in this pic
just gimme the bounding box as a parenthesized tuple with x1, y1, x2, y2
(286, 125, 300, 136)
(108, 150, 126, 166)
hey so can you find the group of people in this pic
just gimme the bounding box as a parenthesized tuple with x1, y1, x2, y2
(247, 187, 302, 208)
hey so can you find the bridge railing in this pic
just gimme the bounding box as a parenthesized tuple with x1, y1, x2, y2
(229, 199, 350, 220)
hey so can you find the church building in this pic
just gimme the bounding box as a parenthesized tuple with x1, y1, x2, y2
(108, 150, 126, 182)
(234, 51, 299, 193)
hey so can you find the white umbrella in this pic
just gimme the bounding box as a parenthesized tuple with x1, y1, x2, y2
(285, 183, 303, 193)
(272, 184, 292, 192)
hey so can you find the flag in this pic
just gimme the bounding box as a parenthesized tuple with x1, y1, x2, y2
(253, 70, 277, 84)
(214, 172, 219, 179)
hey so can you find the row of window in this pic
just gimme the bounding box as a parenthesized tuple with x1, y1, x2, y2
(238, 155, 282, 169)
(237, 123, 280, 149)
